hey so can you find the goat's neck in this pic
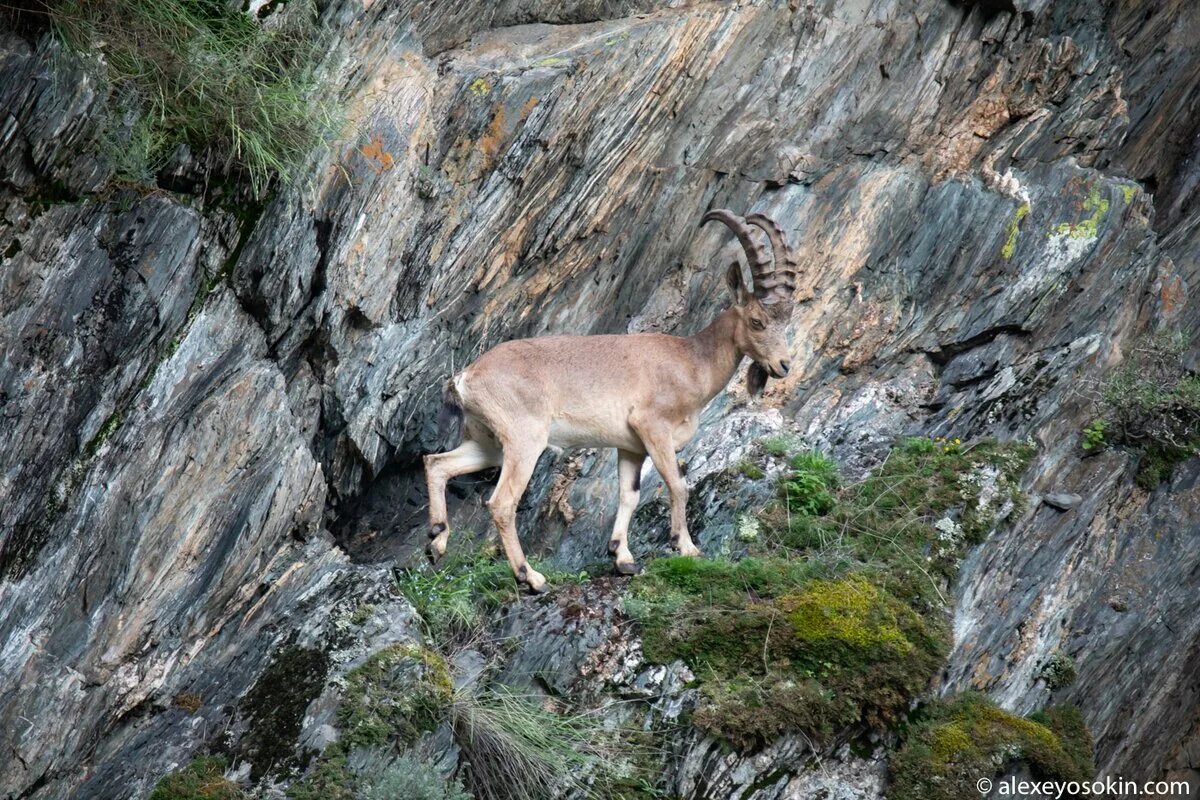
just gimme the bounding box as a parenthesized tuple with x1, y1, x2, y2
(687, 307, 745, 404)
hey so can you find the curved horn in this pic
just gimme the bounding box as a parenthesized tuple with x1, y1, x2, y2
(746, 213, 798, 304)
(702, 209, 775, 297)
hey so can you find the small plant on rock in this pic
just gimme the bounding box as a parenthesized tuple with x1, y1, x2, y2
(1081, 419, 1109, 452)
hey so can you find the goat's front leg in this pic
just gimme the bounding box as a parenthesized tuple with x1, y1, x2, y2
(610, 449, 644, 575)
(633, 422, 701, 558)
(487, 441, 547, 592)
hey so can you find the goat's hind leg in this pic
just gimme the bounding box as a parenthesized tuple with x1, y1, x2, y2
(423, 437, 500, 561)
(487, 438, 548, 593)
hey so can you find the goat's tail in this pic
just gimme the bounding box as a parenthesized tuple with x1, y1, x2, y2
(437, 378, 465, 449)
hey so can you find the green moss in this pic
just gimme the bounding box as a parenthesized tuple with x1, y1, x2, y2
(629, 437, 1035, 751)
(349, 603, 375, 626)
(1001, 202, 1030, 259)
(239, 645, 329, 779)
(1029, 705, 1095, 777)
(286, 744, 353, 800)
(1052, 184, 1109, 240)
(150, 756, 242, 800)
(84, 410, 123, 458)
(338, 644, 453, 749)
(889, 694, 1093, 800)
(736, 459, 766, 480)
(629, 561, 946, 748)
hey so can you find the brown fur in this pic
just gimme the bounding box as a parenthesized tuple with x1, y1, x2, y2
(424, 211, 795, 591)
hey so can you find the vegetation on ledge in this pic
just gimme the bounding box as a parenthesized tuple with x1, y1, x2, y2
(627, 436, 1035, 750)
(1085, 330, 1200, 488)
(150, 756, 241, 800)
(889, 694, 1094, 800)
(49, 0, 340, 191)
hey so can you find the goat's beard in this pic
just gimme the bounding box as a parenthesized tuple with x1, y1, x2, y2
(747, 362, 769, 397)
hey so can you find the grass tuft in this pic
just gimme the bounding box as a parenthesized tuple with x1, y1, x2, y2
(49, 0, 340, 192)
(450, 687, 605, 800)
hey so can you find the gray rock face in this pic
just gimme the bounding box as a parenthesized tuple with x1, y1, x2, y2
(2, 0, 1199, 797)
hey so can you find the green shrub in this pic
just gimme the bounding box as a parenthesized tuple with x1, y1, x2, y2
(765, 437, 1033, 600)
(889, 694, 1093, 800)
(1096, 331, 1200, 487)
(779, 450, 838, 516)
(450, 688, 605, 800)
(1039, 650, 1078, 690)
(286, 745, 353, 800)
(358, 752, 471, 800)
(150, 756, 241, 800)
(49, 0, 339, 191)
(760, 435, 799, 458)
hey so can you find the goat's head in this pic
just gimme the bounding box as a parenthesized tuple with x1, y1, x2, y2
(703, 209, 798, 395)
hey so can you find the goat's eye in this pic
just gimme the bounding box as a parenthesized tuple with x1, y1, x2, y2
(751, 318, 766, 331)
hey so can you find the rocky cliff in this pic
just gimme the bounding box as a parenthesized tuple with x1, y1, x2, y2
(2, 0, 1198, 798)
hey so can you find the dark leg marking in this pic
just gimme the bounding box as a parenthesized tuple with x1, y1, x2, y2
(429, 522, 447, 539)
(608, 538, 621, 555)
(632, 469, 641, 491)
(517, 563, 529, 582)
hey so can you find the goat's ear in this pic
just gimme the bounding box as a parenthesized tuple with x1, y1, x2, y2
(725, 261, 750, 304)
(747, 362, 769, 397)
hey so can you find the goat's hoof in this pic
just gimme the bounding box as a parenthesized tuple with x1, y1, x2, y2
(614, 559, 640, 576)
(425, 541, 445, 565)
(428, 522, 447, 540)
(678, 544, 702, 558)
(517, 564, 548, 594)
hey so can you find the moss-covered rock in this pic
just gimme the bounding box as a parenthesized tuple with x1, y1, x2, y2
(629, 559, 947, 749)
(338, 644, 453, 749)
(238, 645, 330, 779)
(888, 694, 1094, 800)
(150, 756, 241, 800)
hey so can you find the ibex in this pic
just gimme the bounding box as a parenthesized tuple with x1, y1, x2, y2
(424, 210, 798, 592)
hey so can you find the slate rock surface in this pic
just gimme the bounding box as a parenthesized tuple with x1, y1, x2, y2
(2, 0, 1199, 797)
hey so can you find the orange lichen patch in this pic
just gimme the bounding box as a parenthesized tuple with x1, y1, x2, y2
(1159, 264, 1186, 318)
(477, 104, 508, 171)
(519, 95, 541, 121)
(928, 70, 1011, 181)
(475, 214, 532, 296)
(359, 134, 395, 174)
